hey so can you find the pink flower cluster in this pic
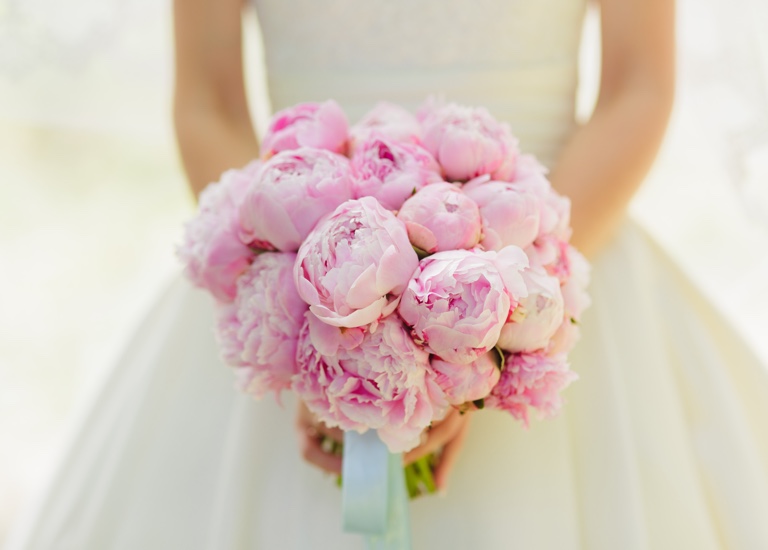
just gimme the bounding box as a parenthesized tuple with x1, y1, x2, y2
(178, 98, 590, 451)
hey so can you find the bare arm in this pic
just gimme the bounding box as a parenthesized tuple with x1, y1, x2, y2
(550, 0, 675, 257)
(173, 0, 260, 198)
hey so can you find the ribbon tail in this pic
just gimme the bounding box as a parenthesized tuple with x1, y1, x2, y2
(341, 431, 411, 550)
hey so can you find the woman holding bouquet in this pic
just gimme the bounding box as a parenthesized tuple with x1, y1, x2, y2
(7, 0, 768, 549)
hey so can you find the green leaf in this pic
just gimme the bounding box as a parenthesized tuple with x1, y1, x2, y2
(472, 398, 485, 410)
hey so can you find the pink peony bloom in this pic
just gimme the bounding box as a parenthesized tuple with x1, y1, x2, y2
(350, 136, 441, 211)
(177, 162, 261, 302)
(548, 318, 581, 356)
(398, 246, 529, 364)
(497, 267, 565, 353)
(261, 100, 348, 157)
(486, 352, 577, 427)
(536, 191, 571, 242)
(294, 197, 419, 328)
(349, 102, 423, 151)
(397, 182, 482, 253)
(293, 312, 447, 452)
(214, 252, 308, 398)
(431, 350, 502, 406)
(525, 235, 571, 283)
(560, 245, 592, 320)
(505, 154, 572, 241)
(464, 176, 542, 251)
(511, 154, 551, 187)
(239, 148, 355, 252)
(419, 100, 519, 182)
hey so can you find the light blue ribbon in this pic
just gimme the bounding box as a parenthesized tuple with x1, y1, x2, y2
(342, 431, 411, 549)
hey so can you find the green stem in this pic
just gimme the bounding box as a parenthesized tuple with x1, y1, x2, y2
(411, 454, 437, 494)
(326, 434, 438, 499)
(403, 461, 420, 499)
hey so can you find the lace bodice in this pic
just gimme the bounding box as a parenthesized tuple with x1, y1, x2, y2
(252, 0, 588, 166)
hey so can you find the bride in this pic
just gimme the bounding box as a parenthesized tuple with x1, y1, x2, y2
(7, 0, 768, 548)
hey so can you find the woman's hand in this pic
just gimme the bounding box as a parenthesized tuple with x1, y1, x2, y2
(295, 400, 344, 476)
(404, 408, 472, 492)
(296, 401, 472, 492)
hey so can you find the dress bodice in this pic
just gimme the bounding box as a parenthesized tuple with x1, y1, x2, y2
(252, 0, 588, 167)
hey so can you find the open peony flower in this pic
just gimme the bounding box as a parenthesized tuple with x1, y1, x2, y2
(396, 182, 482, 253)
(486, 352, 577, 427)
(497, 267, 565, 353)
(464, 176, 542, 251)
(293, 312, 447, 452)
(350, 136, 441, 211)
(431, 350, 502, 406)
(261, 100, 348, 157)
(177, 161, 261, 302)
(398, 246, 529, 364)
(239, 148, 355, 252)
(294, 197, 419, 328)
(214, 252, 308, 398)
(349, 102, 423, 151)
(419, 100, 519, 182)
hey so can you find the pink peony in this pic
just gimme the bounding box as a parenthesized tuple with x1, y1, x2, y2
(350, 136, 441, 211)
(398, 246, 529, 364)
(548, 318, 581, 356)
(497, 267, 565, 353)
(431, 350, 502, 406)
(349, 102, 423, 151)
(293, 312, 447, 452)
(239, 148, 355, 252)
(261, 100, 348, 157)
(525, 235, 571, 283)
(511, 154, 551, 187)
(177, 161, 261, 302)
(536, 191, 571, 242)
(397, 182, 482, 253)
(506, 153, 571, 241)
(419, 100, 519, 182)
(463, 176, 542, 251)
(561, 245, 592, 320)
(294, 197, 419, 328)
(214, 252, 308, 398)
(486, 352, 577, 427)
(514, 161, 571, 241)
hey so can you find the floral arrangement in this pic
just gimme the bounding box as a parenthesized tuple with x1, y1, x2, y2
(178, 98, 590, 496)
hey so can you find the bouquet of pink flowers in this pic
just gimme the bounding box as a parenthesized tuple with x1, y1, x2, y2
(178, 98, 590, 498)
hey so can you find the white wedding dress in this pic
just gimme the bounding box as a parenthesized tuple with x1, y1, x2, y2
(7, 1, 768, 549)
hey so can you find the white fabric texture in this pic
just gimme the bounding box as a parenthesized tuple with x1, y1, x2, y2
(6, 0, 768, 548)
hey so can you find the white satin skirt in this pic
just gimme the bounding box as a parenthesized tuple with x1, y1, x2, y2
(6, 220, 768, 550)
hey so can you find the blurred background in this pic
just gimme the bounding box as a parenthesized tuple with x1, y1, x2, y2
(1, 0, 767, 544)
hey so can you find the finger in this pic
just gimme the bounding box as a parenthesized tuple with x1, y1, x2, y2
(296, 401, 344, 442)
(403, 409, 466, 465)
(433, 414, 471, 491)
(298, 430, 343, 475)
(314, 422, 344, 443)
